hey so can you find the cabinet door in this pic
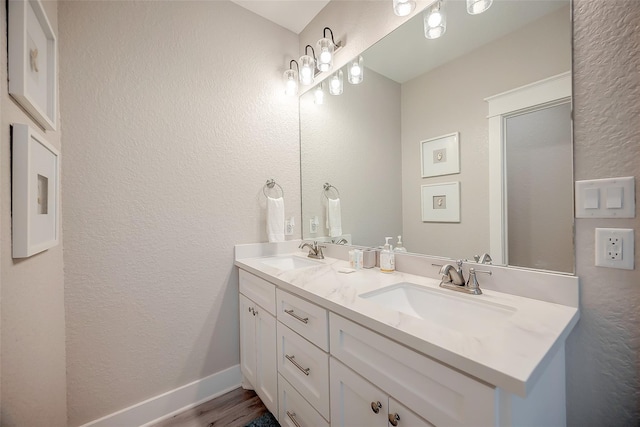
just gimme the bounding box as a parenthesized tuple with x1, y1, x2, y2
(256, 308, 278, 417)
(388, 398, 435, 427)
(239, 294, 257, 386)
(330, 358, 387, 427)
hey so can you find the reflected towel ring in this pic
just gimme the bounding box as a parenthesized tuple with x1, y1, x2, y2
(263, 179, 284, 198)
(323, 182, 340, 200)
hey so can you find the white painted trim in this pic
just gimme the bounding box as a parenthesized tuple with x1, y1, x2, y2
(485, 72, 571, 118)
(486, 72, 572, 265)
(79, 365, 242, 427)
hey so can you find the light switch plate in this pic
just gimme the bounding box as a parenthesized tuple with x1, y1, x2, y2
(576, 177, 635, 218)
(595, 228, 634, 270)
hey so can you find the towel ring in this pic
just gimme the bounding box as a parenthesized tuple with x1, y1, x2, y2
(323, 182, 340, 200)
(263, 179, 284, 198)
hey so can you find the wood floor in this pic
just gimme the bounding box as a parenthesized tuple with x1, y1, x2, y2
(150, 387, 270, 427)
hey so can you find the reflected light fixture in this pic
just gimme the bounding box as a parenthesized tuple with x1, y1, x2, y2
(314, 83, 324, 105)
(329, 70, 343, 95)
(283, 60, 299, 97)
(467, 0, 493, 15)
(317, 27, 339, 72)
(393, 0, 416, 17)
(347, 56, 364, 85)
(299, 45, 316, 86)
(424, 1, 447, 40)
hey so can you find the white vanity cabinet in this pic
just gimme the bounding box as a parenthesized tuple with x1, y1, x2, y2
(239, 270, 278, 417)
(330, 313, 496, 427)
(276, 289, 331, 425)
(330, 357, 433, 427)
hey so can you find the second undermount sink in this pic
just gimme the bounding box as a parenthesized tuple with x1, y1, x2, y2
(259, 255, 321, 271)
(359, 282, 516, 328)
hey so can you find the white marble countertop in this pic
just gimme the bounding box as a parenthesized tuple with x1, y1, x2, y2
(235, 250, 579, 397)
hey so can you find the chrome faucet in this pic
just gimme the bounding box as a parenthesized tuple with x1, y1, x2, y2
(299, 241, 325, 259)
(333, 238, 348, 245)
(438, 260, 491, 295)
(474, 253, 493, 264)
(439, 260, 466, 286)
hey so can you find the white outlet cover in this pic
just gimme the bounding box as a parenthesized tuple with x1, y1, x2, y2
(595, 228, 634, 270)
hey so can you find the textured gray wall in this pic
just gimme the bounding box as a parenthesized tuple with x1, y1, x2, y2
(59, 2, 299, 425)
(568, 1, 640, 424)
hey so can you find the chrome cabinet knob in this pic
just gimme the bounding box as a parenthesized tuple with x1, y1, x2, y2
(388, 413, 400, 426)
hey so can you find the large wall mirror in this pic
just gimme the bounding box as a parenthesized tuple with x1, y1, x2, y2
(300, 0, 574, 273)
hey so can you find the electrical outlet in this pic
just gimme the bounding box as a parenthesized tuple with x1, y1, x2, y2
(285, 219, 294, 236)
(595, 228, 634, 270)
(606, 236, 622, 260)
(309, 217, 318, 234)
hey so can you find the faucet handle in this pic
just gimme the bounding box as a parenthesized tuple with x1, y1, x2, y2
(466, 268, 492, 294)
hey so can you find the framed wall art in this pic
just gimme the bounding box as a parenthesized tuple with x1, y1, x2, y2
(421, 182, 460, 223)
(12, 124, 60, 258)
(420, 132, 460, 178)
(9, 0, 58, 130)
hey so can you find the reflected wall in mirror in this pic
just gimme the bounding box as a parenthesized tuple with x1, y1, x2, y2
(300, 0, 573, 273)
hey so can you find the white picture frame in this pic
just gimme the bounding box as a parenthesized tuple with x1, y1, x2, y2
(421, 182, 460, 223)
(8, 0, 58, 130)
(420, 132, 460, 178)
(12, 124, 60, 258)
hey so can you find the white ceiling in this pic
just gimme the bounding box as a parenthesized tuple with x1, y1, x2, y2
(230, 0, 331, 34)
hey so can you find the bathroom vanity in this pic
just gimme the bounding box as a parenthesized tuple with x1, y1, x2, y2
(235, 242, 579, 427)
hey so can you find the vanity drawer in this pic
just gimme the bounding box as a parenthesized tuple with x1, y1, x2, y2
(278, 374, 330, 427)
(329, 313, 497, 427)
(277, 323, 330, 420)
(239, 270, 276, 316)
(277, 289, 329, 351)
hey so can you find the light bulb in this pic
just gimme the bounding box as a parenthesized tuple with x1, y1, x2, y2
(320, 51, 332, 64)
(348, 56, 364, 85)
(424, 2, 446, 40)
(427, 11, 442, 27)
(317, 37, 335, 72)
(283, 69, 298, 97)
(329, 70, 343, 95)
(393, 0, 416, 17)
(299, 54, 315, 86)
(467, 0, 493, 15)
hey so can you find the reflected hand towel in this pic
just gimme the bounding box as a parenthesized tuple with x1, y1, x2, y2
(326, 198, 342, 237)
(267, 196, 285, 242)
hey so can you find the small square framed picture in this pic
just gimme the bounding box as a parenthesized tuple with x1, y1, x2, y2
(12, 123, 60, 258)
(421, 182, 460, 223)
(420, 132, 460, 178)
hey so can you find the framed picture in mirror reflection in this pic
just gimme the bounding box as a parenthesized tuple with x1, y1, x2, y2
(420, 132, 460, 178)
(421, 182, 460, 223)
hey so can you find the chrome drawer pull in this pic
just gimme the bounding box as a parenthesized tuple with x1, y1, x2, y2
(371, 401, 382, 414)
(284, 309, 309, 324)
(285, 354, 310, 376)
(286, 411, 302, 427)
(389, 413, 400, 426)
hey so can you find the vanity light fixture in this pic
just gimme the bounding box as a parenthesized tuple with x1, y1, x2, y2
(393, 0, 416, 17)
(316, 27, 342, 73)
(467, 0, 492, 15)
(347, 56, 364, 85)
(283, 60, 299, 97)
(424, 1, 447, 40)
(329, 69, 344, 96)
(314, 83, 325, 105)
(299, 45, 316, 86)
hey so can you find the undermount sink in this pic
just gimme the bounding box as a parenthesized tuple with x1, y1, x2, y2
(359, 282, 516, 328)
(259, 255, 321, 271)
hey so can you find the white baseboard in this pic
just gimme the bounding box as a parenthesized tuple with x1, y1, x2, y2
(80, 365, 242, 427)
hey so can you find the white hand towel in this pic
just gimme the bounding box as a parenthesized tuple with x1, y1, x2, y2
(267, 196, 285, 243)
(326, 198, 342, 237)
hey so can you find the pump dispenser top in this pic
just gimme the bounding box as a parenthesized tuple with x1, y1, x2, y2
(394, 235, 407, 252)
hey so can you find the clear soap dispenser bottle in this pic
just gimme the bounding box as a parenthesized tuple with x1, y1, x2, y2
(394, 235, 407, 252)
(380, 237, 395, 273)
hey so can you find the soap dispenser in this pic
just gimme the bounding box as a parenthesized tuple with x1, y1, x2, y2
(380, 237, 395, 273)
(394, 235, 407, 252)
